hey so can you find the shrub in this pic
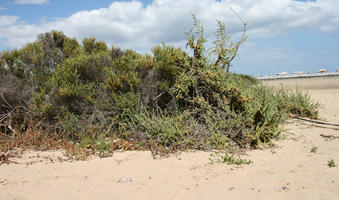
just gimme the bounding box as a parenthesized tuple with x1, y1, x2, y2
(277, 89, 319, 119)
(82, 38, 108, 55)
(0, 72, 31, 134)
(136, 111, 195, 149)
(0, 17, 320, 157)
(63, 37, 81, 58)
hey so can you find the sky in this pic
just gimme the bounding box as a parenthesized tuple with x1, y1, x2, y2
(0, 0, 338, 75)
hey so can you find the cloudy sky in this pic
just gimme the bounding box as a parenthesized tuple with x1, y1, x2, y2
(0, 0, 338, 75)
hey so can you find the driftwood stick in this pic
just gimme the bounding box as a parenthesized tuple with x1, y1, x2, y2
(320, 134, 339, 139)
(293, 116, 339, 127)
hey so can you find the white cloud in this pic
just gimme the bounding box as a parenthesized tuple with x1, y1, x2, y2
(320, 25, 336, 32)
(0, 0, 339, 50)
(14, 0, 48, 5)
(0, 7, 6, 11)
(0, 16, 19, 28)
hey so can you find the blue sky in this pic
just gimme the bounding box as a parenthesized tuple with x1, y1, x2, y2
(0, 0, 338, 75)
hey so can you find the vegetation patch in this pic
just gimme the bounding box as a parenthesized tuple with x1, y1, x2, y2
(310, 146, 318, 153)
(328, 159, 336, 168)
(0, 16, 319, 160)
(209, 152, 252, 165)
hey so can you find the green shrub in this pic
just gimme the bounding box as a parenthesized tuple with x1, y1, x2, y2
(0, 18, 320, 156)
(104, 50, 151, 93)
(277, 89, 319, 119)
(136, 111, 195, 149)
(63, 37, 81, 58)
(60, 110, 82, 140)
(82, 38, 108, 55)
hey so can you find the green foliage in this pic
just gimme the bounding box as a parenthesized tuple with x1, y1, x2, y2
(136, 111, 195, 148)
(328, 159, 336, 168)
(0, 17, 320, 156)
(1, 50, 26, 79)
(63, 37, 81, 58)
(277, 89, 319, 119)
(152, 44, 189, 87)
(209, 152, 252, 165)
(110, 45, 124, 60)
(310, 146, 318, 153)
(104, 50, 150, 93)
(112, 92, 141, 126)
(60, 111, 81, 140)
(82, 38, 108, 55)
(52, 63, 88, 98)
(79, 134, 113, 157)
(210, 20, 247, 71)
(222, 152, 252, 165)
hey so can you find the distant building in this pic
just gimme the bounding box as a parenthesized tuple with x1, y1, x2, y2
(293, 71, 303, 74)
(317, 69, 327, 73)
(276, 72, 288, 76)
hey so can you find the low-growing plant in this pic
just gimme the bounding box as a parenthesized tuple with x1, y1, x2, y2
(209, 152, 252, 165)
(79, 133, 113, 157)
(277, 88, 320, 119)
(328, 159, 336, 168)
(222, 152, 252, 165)
(310, 146, 318, 153)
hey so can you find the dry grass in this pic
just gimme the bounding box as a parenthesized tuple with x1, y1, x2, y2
(1, 117, 73, 164)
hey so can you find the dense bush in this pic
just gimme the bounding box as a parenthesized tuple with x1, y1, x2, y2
(0, 17, 319, 156)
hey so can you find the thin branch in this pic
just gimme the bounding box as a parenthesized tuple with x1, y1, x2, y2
(0, 93, 12, 108)
(293, 116, 339, 127)
(0, 110, 13, 123)
(229, 7, 247, 26)
(226, 7, 247, 70)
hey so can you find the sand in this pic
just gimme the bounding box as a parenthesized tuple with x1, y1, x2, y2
(1, 78, 339, 200)
(263, 76, 339, 90)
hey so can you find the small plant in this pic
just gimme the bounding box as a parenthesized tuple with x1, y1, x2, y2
(328, 159, 336, 168)
(79, 134, 113, 157)
(209, 153, 217, 164)
(310, 146, 318, 153)
(277, 89, 320, 119)
(209, 152, 252, 165)
(222, 153, 252, 165)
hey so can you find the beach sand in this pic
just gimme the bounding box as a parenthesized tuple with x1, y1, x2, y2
(263, 76, 339, 90)
(1, 78, 338, 200)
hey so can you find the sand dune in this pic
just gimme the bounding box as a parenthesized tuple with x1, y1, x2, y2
(1, 79, 338, 200)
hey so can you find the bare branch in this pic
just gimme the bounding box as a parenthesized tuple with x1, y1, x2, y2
(226, 7, 247, 71)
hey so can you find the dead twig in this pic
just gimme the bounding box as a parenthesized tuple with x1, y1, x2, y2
(320, 134, 339, 140)
(293, 116, 339, 127)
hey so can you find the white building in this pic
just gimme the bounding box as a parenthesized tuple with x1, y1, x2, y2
(317, 69, 327, 73)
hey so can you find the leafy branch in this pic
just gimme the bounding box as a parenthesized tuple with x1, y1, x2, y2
(210, 8, 247, 72)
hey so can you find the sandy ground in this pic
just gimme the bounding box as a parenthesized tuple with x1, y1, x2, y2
(1, 78, 339, 200)
(264, 76, 339, 90)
